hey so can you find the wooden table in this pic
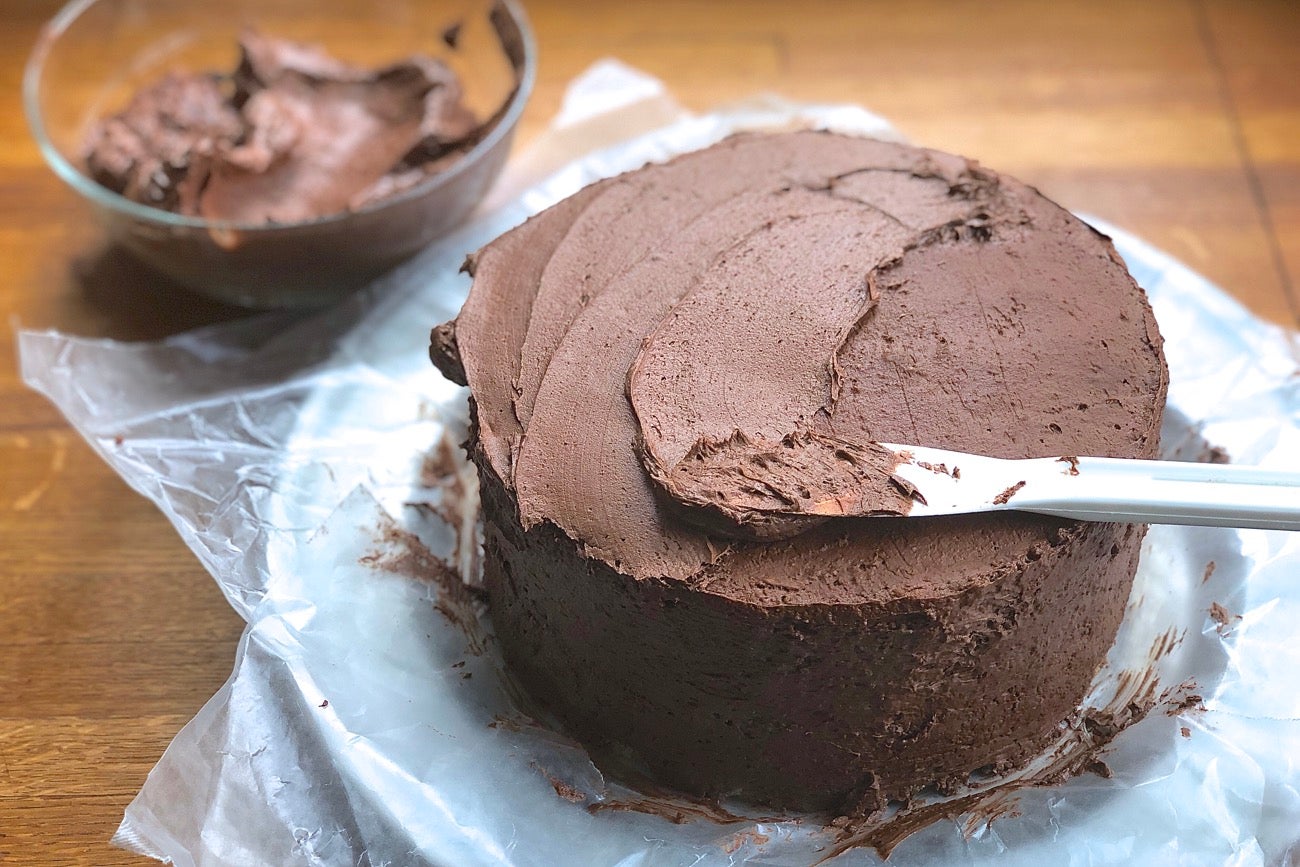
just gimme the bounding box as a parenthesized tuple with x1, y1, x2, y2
(1, 0, 1296, 862)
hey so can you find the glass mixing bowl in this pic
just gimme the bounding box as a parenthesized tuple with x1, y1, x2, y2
(24, 0, 534, 308)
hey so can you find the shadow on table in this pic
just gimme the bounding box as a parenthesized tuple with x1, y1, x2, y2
(64, 240, 403, 393)
(72, 244, 265, 342)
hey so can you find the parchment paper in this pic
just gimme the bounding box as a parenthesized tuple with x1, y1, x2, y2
(19, 62, 1300, 866)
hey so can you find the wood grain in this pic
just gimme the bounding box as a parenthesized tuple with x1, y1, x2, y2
(1, 0, 1297, 863)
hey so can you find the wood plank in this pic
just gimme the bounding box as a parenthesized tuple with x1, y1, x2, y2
(1199, 0, 1300, 322)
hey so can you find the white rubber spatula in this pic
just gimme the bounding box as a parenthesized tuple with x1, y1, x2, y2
(883, 444, 1300, 531)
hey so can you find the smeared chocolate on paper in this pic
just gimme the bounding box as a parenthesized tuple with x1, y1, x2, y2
(819, 628, 1191, 860)
(360, 510, 488, 657)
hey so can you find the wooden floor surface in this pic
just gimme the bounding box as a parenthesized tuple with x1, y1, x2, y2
(1, 0, 1296, 863)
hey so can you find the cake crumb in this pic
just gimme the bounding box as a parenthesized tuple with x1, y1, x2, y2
(529, 761, 587, 803)
(1209, 601, 1240, 636)
(1084, 759, 1112, 779)
(1180, 726, 1192, 738)
(1166, 692, 1205, 715)
(1201, 560, 1217, 585)
(723, 829, 771, 853)
(1057, 456, 1080, 476)
(993, 481, 1026, 505)
(917, 461, 951, 477)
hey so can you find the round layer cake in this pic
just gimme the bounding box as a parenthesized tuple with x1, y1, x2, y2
(430, 131, 1168, 813)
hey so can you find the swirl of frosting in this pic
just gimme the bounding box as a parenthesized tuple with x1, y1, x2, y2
(434, 131, 1165, 588)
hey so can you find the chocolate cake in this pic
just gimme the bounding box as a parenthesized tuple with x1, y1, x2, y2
(430, 131, 1168, 813)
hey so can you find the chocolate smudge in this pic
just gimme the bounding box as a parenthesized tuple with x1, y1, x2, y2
(1166, 691, 1205, 716)
(1208, 601, 1240, 636)
(993, 480, 1027, 505)
(723, 828, 772, 853)
(1202, 560, 1217, 585)
(406, 432, 482, 592)
(1085, 759, 1113, 779)
(588, 794, 776, 826)
(916, 460, 952, 476)
(361, 492, 487, 656)
(1203, 445, 1230, 465)
(529, 761, 588, 803)
(816, 628, 1184, 860)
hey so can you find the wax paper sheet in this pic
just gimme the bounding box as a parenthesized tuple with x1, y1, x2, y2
(19, 62, 1300, 866)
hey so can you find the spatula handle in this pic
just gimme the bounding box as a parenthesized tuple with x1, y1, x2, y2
(1011, 457, 1300, 531)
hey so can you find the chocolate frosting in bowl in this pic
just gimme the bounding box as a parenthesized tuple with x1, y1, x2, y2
(431, 131, 1168, 813)
(84, 30, 483, 224)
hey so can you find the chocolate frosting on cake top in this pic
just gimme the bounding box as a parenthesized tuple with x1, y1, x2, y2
(433, 130, 1167, 605)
